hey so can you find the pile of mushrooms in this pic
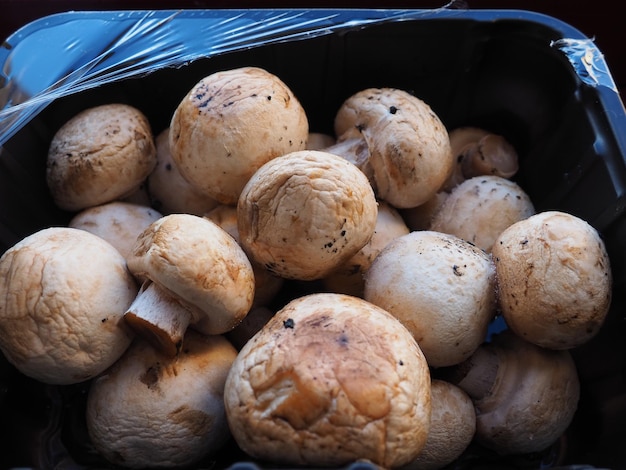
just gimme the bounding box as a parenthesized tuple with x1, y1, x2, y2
(0, 65, 615, 469)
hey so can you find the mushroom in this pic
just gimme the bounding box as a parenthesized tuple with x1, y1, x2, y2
(169, 66, 309, 205)
(237, 150, 378, 281)
(441, 126, 519, 191)
(400, 191, 449, 232)
(46, 103, 157, 211)
(364, 230, 497, 368)
(323, 200, 410, 298)
(429, 175, 535, 253)
(86, 330, 238, 469)
(124, 213, 255, 357)
(438, 330, 580, 455)
(225, 305, 275, 350)
(0, 227, 137, 385)
(68, 201, 162, 260)
(205, 204, 284, 307)
(333, 87, 453, 208)
(401, 379, 476, 470)
(491, 210, 612, 349)
(224, 292, 432, 468)
(148, 127, 219, 216)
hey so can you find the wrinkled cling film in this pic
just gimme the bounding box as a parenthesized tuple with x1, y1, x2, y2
(0, 7, 463, 147)
(551, 37, 618, 92)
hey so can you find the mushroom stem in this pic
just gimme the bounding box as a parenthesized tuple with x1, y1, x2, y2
(124, 280, 193, 357)
(437, 344, 500, 400)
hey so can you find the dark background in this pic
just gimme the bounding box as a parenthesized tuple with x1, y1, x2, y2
(0, 0, 624, 94)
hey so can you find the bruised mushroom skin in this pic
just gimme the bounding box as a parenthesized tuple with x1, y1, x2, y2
(224, 293, 431, 468)
(46, 103, 157, 211)
(364, 231, 497, 368)
(0, 227, 137, 385)
(87, 331, 238, 469)
(492, 211, 612, 349)
(237, 150, 378, 281)
(334, 88, 453, 208)
(169, 66, 309, 205)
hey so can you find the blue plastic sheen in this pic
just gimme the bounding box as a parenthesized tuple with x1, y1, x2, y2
(0, 6, 617, 147)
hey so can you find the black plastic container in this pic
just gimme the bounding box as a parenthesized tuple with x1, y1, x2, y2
(1, 8, 626, 469)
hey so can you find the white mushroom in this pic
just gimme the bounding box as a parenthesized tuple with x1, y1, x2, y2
(401, 379, 476, 470)
(148, 127, 219, 216)
(0, 227, 137, 384)
(237, 150, 378, 281)
(46, 103, 157, 211)
(86, 330, 238, 468)
(364, 230, 497, 368)
(224, 292, 432, 468)
(430, 175, 535, 253)
(333, 87, 453, 208)
(440, 330, 580, 455)
(124, 213, 255, 356)
(323, 200, 410, 297)
(68, 201, 162, 260)
(169, 66, 309, 205)
(492, 210, 612, 349)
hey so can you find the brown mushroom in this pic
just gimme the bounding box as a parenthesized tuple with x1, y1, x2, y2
(46, 103, 157, 211)
(148, 127, 219, 216)
(169, 66, 309, 205)
(68, 201, 162, 260)
(491, 210, 612, 349)
(0, 227, 137, 384)
(430, 175, 535, 253)
(401, 379, 476, 470)
(333, 87, 453, 208)
(124, 213, 255, 356)
(364, 230, 497, 368)
(439, 330, 580, 455)
(237, 150, 378, 281)
(224, 292, 432, 468)
(86, 330, 237, 468)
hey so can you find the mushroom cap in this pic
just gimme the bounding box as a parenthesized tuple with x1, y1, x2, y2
(46, 103, 157, 211)
(402, 379, 476, 470)
(127, 213, 255, 334)
(224, 292, 432, 468)
(492, 211, 612, 349)
(471, 330, 580, 455)
(69, 201, 163, 259)
(334, 88, 453, 208)
(86, 330, 238, 468)
(169, 66, 309, 205)
(0, 227, 137, 384)
(364, 230, 497, 368)
(237, 150, 378, 281)
(430, 175, 535, 253)
(148, 127, 219, 216)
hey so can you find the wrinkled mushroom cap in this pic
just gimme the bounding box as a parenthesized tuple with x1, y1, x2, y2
(169, 66, 309, 205)
(237, 150, 378, 281)
(46, 103, 157, 211)
(87, 330, 237, 468)
(492, 211, 612, 349)
(69, 201, 162, 259)
(364, 230, 497, 368)
(224, 293, 431, 468)
(334, 88, 453, 208)
(127, 213, 255, 334)
(0, 227, 137, 384)
(430, 175, 535, 253)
